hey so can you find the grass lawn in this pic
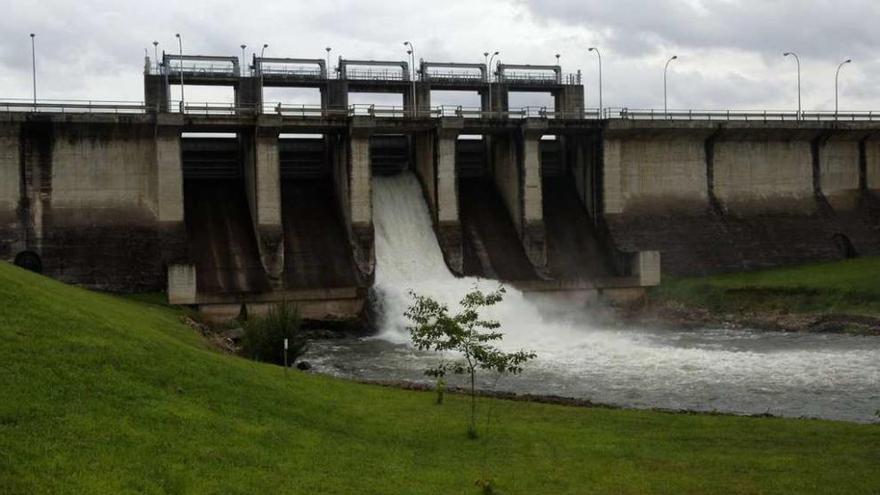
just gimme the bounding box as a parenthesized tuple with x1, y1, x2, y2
(1, 261, 878, 494)
(652, 256, 880, 316)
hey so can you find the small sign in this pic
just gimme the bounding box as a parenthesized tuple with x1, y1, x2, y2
(284, 338, 288, 350)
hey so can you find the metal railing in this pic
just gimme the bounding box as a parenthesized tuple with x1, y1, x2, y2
(3, 98, 878, 123)
(609, 108, 880, 122)
(177, 101, 257, 116)
(162, 63, 238, 78)
(264, 103, 347, 118)
(800, 111, 880, 122)
(496, 71, 581, 85)
(0, 98, 149, 114)
(259, 67, 324, 79)
(343, 68, 408, 81)
(422, 70, 485, 83)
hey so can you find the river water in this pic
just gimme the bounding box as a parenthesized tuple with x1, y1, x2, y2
(305, 173, 880, 423)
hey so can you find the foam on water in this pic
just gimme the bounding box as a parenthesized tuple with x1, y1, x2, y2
(361, 172, 880, 421)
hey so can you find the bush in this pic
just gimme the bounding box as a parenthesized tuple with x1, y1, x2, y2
(242, 301, 308, 366)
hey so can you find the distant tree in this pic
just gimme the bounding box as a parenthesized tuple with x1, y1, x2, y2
(405, 286, 536, 438)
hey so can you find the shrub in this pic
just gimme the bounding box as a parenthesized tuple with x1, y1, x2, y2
(242, 301, 308, 366)
(405, 286, 536, 438)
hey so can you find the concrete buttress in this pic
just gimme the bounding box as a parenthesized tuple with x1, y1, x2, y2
(245, 128, 284, 283)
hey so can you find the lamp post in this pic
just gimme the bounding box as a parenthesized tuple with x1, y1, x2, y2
(240, 44, 247, 76)
(257, 43, 268, 112)
(664, 55, 678, 114)
(153, 41, 159, 73)
(404, 41, 416, 116)
(555, 53, 561, 84)
(487, 50, 499, 115)
(835, 58, 852, 117)
(175, 33, 184, 111)
(783, 52, 801, 119)
(588, 47, 602, 115)
(325, 47, 332, 78)
(29, 34, 36, 105)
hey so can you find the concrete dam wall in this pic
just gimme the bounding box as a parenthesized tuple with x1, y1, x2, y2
(2, 110, 878, 319)
(0, 119, 185, 291)
(603, 121, 880, 275)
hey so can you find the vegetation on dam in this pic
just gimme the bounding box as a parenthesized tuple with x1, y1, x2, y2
(650, 256, 880, 327)
(1, 261, 879, 494)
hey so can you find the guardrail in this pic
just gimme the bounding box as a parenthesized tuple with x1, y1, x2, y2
(259, 68, 324, 79)
(157, 63, 238, 78)
(496, 72, 582, 85)
(608, 108, 880, 122)
(178, 102, 257, 116)
(343, 69, 408, 82)
(3, 99, 878, 123)
(0, 99, 149, 114)
(422, 71, 485, 83)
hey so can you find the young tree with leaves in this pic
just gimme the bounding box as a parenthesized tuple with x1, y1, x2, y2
(405, 286, 536, 438)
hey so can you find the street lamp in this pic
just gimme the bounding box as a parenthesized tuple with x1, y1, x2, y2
(588, 47, 602, 114)
(175, 34, 184, 111)
(835, 58, 852, 116)
(664, 55, 678, 114)
(555, 53, 561, 84)
(487, 50, 499, 115)
(260, 44, 268, 111)
(783, 52, 801, 119)
(325, 47, 332, 78)
(153, 41, 159, 73)
(404, 41, 416, 116)
(29, 34, 36, 105)
(240, 44, 247, 76)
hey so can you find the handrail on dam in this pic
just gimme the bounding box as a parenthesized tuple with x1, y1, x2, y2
(0, 99, 149, 114)
(609, 108, 880, 122)
(2, 98, 877, 122)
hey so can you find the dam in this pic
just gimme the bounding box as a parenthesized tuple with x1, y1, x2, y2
(1, 52, 879, 321)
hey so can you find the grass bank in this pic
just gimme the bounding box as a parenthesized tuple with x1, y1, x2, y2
(1, 262, 878, 494)
(652, 257, 880, 316)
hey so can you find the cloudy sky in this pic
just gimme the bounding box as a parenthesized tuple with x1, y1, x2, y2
(1, 0, 878, 111)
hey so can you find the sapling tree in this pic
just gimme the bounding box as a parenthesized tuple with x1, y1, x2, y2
(405, 286, 536, 438)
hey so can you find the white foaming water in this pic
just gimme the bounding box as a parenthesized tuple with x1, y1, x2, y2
(365, 172, 880, 421)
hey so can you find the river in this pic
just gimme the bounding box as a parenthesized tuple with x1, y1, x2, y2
(305, 173, 880, 423)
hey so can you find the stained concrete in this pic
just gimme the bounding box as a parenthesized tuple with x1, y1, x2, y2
(543, 177, 615, 280)
(281, 179, 359, 289)
(713, 140, 814, 213)
(819, 139, 861, 209)
(603, 137, 708, 215)
(184, 179, 270, 295)
(460, 177, 537, 281)
(0, 125, 20, 258)
(243, 130, 284, 282)
(867, 139, 880, 191)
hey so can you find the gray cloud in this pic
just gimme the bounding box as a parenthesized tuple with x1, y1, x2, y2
(522, 0, 880, 61)
(0, 0, 876, 110)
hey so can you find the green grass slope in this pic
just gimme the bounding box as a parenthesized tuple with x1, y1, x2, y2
(654, 257, 880, 315)
(0, 261, 878, 494)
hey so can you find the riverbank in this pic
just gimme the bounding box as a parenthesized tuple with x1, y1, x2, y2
(624, 257, 880, 335)
(2, 261, 879, 494)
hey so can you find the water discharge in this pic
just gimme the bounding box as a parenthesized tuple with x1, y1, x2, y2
(309, 172, 880, 422)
